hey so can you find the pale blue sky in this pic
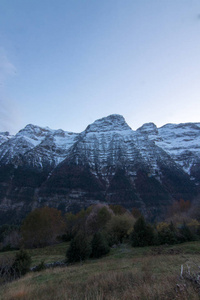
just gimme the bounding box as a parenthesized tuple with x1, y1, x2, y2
(0, 0, 200, 134)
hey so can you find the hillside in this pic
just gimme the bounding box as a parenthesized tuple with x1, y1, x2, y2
(1, 242, 200, 299)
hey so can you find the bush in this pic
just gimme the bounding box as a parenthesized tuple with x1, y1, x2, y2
(158, 227, 177, 245)
(131, 216, 155, 247)
(90, 232, 110, 258)
(178, 223, 195, 243)
(12, 249, 32, 277)
(33, 260, 46, 272)
(0, 225, 20, 251)
(156, 222, 177, 245)
(66, 231, 91, 263)
(0, 255, 15, 284)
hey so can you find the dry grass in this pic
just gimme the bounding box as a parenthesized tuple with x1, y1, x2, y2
(2, 266, 198, 300)
(1, 242, 200, 299)
(0, 242, 69, 267)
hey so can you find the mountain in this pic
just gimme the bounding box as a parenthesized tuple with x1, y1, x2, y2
(0, 115, 199, 224)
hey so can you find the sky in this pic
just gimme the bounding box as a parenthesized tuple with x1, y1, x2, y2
(0, 0, 200, 135)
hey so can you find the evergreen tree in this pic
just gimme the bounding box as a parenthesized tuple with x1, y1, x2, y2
(131, 216, 155, 247)
(178, 223, 195, 242)
(66, 231, 91, 263)
(90, 232, 110, 258)
(157, 226, 177, 245)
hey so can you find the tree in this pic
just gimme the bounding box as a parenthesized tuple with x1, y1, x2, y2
(21, 207, 65, 248)
(131, 207, 142, 219)
(106, 214, 135, 245)
(169, 199, 191, 216)
(131, 216, 155, 247)
(90, 232, 110, 258)
(157, 222, 177, 245)
(109, 204, 127, 215)
(66, 231, 91, 263)
(86, 204, 113, 235)
(65, 207, 93, 240)
(64, 212, 79, 241)
(178, 222, 195, 242)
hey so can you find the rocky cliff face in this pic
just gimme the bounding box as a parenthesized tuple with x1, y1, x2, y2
(0, 115, 199, 224)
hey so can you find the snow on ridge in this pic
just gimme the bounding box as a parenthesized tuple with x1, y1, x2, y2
(53, 132, 79, 150)
(0, 131, 13, 145)
(85, 114, 132, 133)
(15, 124, 79, 148)
(1, 116, 200, 175)
(146, 122, 200, 174)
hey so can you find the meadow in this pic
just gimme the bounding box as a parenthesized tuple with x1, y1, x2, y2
(1, 241, 200, 299)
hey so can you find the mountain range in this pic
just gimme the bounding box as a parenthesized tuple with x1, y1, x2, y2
(0, 114, 199, 224)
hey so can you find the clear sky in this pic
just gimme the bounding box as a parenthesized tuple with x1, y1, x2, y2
(0, 0, 200, 134)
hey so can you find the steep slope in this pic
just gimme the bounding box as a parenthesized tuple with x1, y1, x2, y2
(137, 122, 200, 185)
(0, 125, 79, 223)
(0, 124, 78, 167)
(0, 115, 199, 224)
(39, 115, 197, 220)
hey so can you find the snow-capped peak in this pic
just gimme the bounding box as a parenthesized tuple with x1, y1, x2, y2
(0, 131, 12, 145)
(137, 122, 158, 135)
(85, 114, 132, 133)
(17, 124, 52, 138)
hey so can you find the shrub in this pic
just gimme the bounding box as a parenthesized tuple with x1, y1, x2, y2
(66, 231, 91, 263)
(0, 225, 20, 251)
(157, 227, 177, 245)
(156, 222, 177, 245)
(90, 232, 110, 258)
(12, 249, 32, 277)
(33, 260, 46, 272)
(178, 223, 195, 242)
(0, 255, 15, 284)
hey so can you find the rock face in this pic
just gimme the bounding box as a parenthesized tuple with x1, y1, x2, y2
(0, 115, 199, 224)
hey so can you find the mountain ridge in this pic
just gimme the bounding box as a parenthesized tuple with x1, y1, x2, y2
(0, 114, 199, 224)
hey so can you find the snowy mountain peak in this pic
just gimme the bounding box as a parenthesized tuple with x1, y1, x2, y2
(17, 124, 51, 138)
(137, 122, 158, 136)
(85, 114, 132, 133)
(0, 115, 200, 224)
(0, 131, 10, 136)
(0, 131, 12, 145)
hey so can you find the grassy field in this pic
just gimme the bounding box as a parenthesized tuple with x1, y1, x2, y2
(1, 242, 200, 299)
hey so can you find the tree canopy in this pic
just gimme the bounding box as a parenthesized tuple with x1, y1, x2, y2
(21, 207, 65, 248)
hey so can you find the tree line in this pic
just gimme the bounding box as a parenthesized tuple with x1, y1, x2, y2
(1, 198, 200, 284)
(0, 199, 200, 261)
